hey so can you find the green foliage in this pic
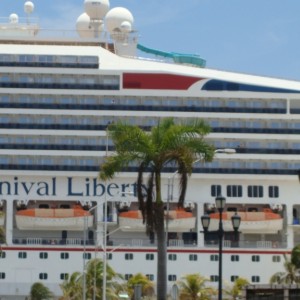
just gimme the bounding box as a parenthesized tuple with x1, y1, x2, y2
(30, 282, 53, 300)
(0, 226, 5, 243)
(178, 273, 216, 300)
(224, 277, 249, 299)
(291, 244, 300, 268)
(60, 258, 124, 300)
(59, 271, 82, 300)
(126, 273, 155, 299)
(270, 253, 300, 284)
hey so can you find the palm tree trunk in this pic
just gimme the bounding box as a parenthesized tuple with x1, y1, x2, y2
(156, 203, 167, 300)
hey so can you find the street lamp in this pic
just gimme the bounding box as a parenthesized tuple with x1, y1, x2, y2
(102, 193, 133, 300)
(82, 192, 133, 300)
(93, 227, 129, 300)
(201, 195, 241, 300)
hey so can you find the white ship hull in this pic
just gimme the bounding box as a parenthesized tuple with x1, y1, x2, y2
(0, 0, 299, 298)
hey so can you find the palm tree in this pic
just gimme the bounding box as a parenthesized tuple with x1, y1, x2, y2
(29, 282, 53, 300)
(100, 118, 214, 300)
(126, 273, 155, 299)
(59, 271, 82, 300)
(177, 273, 216, 300)
(224, 277, 249, 300)
(85, 258, 124, 300)
(270, 253, 300, 284)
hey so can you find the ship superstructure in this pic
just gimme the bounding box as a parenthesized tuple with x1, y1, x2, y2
(0, 0, 300, 298)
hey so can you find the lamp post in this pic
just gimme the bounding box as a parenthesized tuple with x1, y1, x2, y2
(93, 227, 129, 300)
(201, 195, 241, 300)
(102, 193, 132, 300)
(82, 192, 133, 300)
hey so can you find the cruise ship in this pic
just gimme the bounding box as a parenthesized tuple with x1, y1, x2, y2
(0, 0, 300, 298)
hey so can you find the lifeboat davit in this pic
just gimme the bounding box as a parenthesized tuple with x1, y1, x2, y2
(208, 209, 283, 234)
(15, 205, 93, 231)
(119, 208, 196, 232)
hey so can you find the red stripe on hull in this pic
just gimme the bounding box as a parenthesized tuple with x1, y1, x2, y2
(123, 73, 203, 90)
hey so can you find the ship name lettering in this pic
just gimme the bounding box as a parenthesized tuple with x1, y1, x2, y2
(0, 177, 56, 196)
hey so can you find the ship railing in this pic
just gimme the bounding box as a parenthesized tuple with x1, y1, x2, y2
(12, 237, 287, 249)
(204, 240, 287, 249)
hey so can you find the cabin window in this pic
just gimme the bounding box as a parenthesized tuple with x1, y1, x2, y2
(39, 273, 48, 280)
(0, 252, 6, 259)
(269, 186, 279, 198)
(61, 253, 69, 260)
(227, 207, 237, 212)
(107, 253, 112, 260)
(0, 273, 5, 279)
(272, 256, 281, 263)
(83, 253, 91, 260)
(60, 204, 70, 209)
(39, 204, 49, 209)
(146, 274, 154, 281)
(252, 255, 260, 262)
(125, 253, 133, 260)
(227, 185, 242, 197)
(60, 273, 69, 280)
(248, 185, 263, 198)
(146, 253, 154, 260)
(248, 207, 258, 212)
(251, 276, 260, 283)
(189, 254, 198, 261)
(231, 255, 239, 262)
(168, 254, 177, 261)
(168, 275, 177, 281)
(211, 185, 221, 197)
(18, 252, 27, 259)
(39, 252, 48, 259)
(231, 276, 239, 282)
(125, 274, 133, 280)
(210, 275, 219, 282)
(210, 255, 218, 261)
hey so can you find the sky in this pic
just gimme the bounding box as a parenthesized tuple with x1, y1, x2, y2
(2, 0, 300, 81)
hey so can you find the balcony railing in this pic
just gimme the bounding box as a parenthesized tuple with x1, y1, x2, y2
(11, 236, 287, 249)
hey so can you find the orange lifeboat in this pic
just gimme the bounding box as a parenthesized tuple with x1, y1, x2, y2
(208, 209, 283, 234)
(16, 204, 93, 231)
(119, 208, 196, 232)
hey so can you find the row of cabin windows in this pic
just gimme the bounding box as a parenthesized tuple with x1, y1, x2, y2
(0, 273, 69, 280)
(0, 272, 262, 283)
(210, 255, 280, 262)
(1, 252, 281, 263)
(1, 157, 300, 174)
(210, 275, 260, 283)
(0, 94, 286, 109)
(211, 185, 279, 198)
(3, 113, 300, 131)
(3, 135, 300, 152)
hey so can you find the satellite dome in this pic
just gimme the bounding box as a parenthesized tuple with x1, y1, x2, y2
(76, 13, 95, 38)
(24, 1, 34, 14)
(105, 7, 134, 34)
(9, 14, 19, 24)
(120, 21, 132, 33)
(76, 13, 104, 39)
(84, 0, 110, 20)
